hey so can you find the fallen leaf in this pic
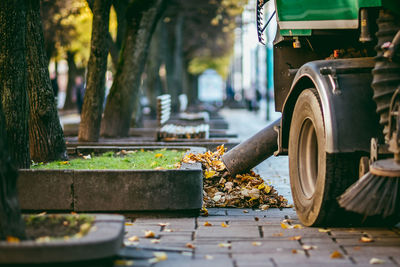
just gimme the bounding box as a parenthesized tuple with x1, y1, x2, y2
(151, 239, 160, 244)
(243, 210, 249, 213)
(155, 153, 164, 158)
(163, 229, 173, 232)
(203, 221, 212, 227)
(260, 204, 269, 211)
(254, 217, 259, 221)
(218, 243, 232, 248)
(302, 245, 317, 250)
(293, 224, 304, 229)
(36, 236, 51, 243)
(6, 236, 20, 243)
(201, 207, 209, 216)
(292, 249, 297, 254)
(149, 252, 168, 263)
(221, 222, 229, 228)
(125, 222, 134, 226)
(186, 242, 195, 249)
(289, 236, 302, 241)
(252, 242, 262, 246)
(330, 250, 344, 259)
(318, 228, 331, 233)
(83, 155, 91, 160)
(272, 232, 284, 237)
(360, 236, 374, 243)
(204, 170, 217, 179)
(37, 211, 47, 216)
(154, 167, 165, 170)
(144, 230, 156, 238)
(60, 161, 70, 165)
(114, 259, 134, 266)
(369, 258, 385, 264)
(158, 222, 170, 227)
(205, 255, 214, 260)
(280, 222, 290, 229)
(128, 236, 139, 242)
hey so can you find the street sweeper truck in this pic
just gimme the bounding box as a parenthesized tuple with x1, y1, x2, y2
(222, 0, 400, 226)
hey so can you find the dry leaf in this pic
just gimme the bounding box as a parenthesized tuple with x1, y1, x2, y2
(289, 236, 302, 241)
(144, 230, 156, 238)
(204, 221, 212, 227)
(360, 236, 374, 243)
(221, 222, 229, 228)
(114, 260, 134, 266)
(163, 229, 173, 232)
(60, 161, 70, 165)
(252, 242, 262, 246)
(243, 210, 249, 213)
(151, 239, 160, 244)
(318, 229, 331, 233)
(37, 211, 47, 216)
(155, 153, 163, 158)
(218, 243, 232, 248)
(370, 258, 385, 264)
(330, 250, 344, 259)
(272, 232, 284, 237)
(186, 243, 195, 249)
(125, 222, 134, 226)
(260, 204, 269, 210)
(254, 217, 259, 221)
(6, 236, 20, 243)
(83, 155, 91, 160)
(293, 224, 303, 229)
(158, 222, 170, 227)
(148, 252, 168, 263)
(292, 249, 297, 254)
(205, 255, 214, 260)
(204, 170, 217, 179)
(128, 236, 139, 242)
(302, 245, 317, 250)
(280, 222, 290, 229)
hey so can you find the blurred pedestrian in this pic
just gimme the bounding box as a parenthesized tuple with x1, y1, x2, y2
(73, 76, 85, 114)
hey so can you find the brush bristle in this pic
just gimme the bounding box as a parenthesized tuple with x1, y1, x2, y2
(338, 172, 400, 218)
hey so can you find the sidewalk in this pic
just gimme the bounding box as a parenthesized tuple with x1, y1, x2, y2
(118, 108, 400, 266)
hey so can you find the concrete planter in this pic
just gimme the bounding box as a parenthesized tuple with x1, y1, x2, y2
(0, 214, 124, 264)
(18, 147, 204, 212)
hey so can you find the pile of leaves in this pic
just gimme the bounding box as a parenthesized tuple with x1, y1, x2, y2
(182, 145, 288, 209)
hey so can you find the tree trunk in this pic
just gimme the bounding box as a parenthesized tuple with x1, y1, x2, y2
(165, 13, 184, 112)
(0, 100, 26, 240)
(0, 0, 30, 169)
(26, 0, 67, 162)
(63, 51, 78, 110)
(101, 0, 167, 137)
(145, 21, 164, 117)
(78, 0, 111, 142)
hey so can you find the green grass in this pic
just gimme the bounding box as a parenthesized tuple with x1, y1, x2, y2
(31, 149, 186, 170)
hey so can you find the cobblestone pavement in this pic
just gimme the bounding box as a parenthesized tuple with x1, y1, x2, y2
(116, 108, 400, 266)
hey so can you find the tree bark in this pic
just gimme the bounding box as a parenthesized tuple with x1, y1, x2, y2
(78, 0, 111, 142)
(101, 0, 167, 137)
(165, 13, 184, 112)
(0, 100, 26, 240)
(0, 0, 30, 169)
(63, 50, 78, 110)
(26, 0, 68, 162)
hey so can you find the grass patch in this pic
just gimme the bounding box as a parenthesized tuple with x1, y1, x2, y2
(31, 149, 186, 170)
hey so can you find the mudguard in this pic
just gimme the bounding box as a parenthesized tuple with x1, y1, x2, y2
(279, 57, 383, 154)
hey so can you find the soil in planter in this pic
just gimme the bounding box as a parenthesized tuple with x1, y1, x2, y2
(31, 149, 185, 170)
(21, 214, 94, 241)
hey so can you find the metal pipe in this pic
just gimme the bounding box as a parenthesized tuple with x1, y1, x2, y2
(222, 118, 281, 176)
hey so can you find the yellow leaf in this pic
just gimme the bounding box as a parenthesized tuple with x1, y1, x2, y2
(252, 241, 262, 246)
(289, 236, 302, 241)
(330, 250, 344, 259)
(272, 232, 284, 237)
(258, 183, 265, 190)
(264, 185, 271, 194)
(280, 222, 290, 229)
(204, 170, 216, 179)
(203, 221, 212, 226)
(148, 252, 168, 263)
(128, 235, 139, 242)
(218, 243, 231, 248)
(125, 222, 134, 226)
(293, 224, 304, 229)
(158, 222, 170, 227)
(318, 228, 331, 233)
(6, 236, 20, 243)
(155, 153, 163, 158)
(60, 161, 70, 165)
(114, 260, 134, 266)
(360, 236, 374, 243)
(144, 230, 155, 238)
(221, 222, 229, 228)
(151, 239, 160, 244)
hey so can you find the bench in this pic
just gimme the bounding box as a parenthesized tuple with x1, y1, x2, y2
(156, 94, 209, 140)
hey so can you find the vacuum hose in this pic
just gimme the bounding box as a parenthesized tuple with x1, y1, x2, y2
(222, 118, 281, 176)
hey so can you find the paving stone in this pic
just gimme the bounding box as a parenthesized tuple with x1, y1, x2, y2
(196, 225, 260, 239)
(229, 240, 301, 253)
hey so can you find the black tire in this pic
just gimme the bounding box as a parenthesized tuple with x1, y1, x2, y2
(289, 89, 360, 226)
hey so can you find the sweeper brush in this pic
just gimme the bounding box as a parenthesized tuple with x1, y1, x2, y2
(338, 159, 400, 218)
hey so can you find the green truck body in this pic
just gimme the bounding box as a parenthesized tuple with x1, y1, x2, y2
(276, 0, 399, 36)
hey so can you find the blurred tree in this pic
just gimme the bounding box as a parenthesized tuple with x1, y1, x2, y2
(26, 0, 68, 162)
(101, 0, 168, 137)
(78, 0, 112, 142)
(0, 0, 30, 168)
(0, 96, 26, 241)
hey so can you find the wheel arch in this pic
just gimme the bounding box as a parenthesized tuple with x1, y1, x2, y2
(279, 57, 382, 154)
